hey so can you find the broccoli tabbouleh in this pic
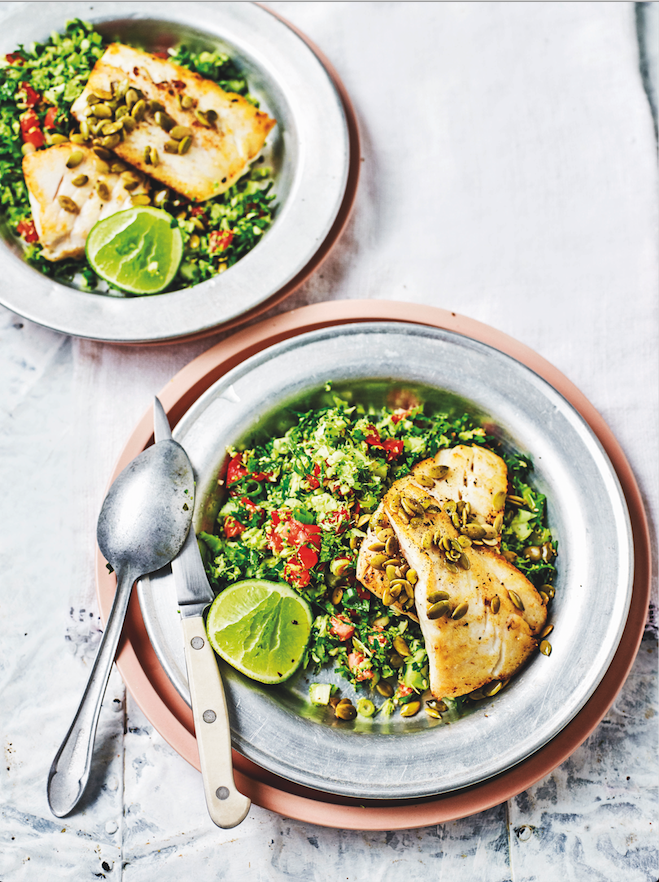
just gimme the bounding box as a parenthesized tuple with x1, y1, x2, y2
(199, 386, 558, 720)
(0, 19, 275, 293)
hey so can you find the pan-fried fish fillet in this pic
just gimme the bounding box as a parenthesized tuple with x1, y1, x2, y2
(356, 445, 546, 699)
(70, 44, 276, 202)
(386, 480, 546, 699)
(22, 143, 149, 261)
(356, 502, 419, 621)
(408, 445, 507, 544)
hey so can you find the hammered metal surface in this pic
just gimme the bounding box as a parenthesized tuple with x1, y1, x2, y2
(137, 322, 633, 799)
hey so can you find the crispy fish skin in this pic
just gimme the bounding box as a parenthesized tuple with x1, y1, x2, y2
(385, 480, 547, 700)
(22, 143, 148, 261)
(70, 44, 276, 202)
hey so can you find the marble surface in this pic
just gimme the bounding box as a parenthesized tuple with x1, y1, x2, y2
(0, 2, 657, 879)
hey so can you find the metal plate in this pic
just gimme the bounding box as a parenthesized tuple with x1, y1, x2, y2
(0, 2, 350, 342)
(137, 322, 633, 799)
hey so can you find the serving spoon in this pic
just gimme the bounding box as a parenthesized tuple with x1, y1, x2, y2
(47, 426, 194, 818)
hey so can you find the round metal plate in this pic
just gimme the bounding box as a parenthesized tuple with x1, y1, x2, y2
(137, 321, 633, 800)
(0, 2, 351, 342)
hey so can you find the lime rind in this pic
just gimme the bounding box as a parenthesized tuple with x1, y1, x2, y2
(206, 579, 313, 685)
(85, 206, 183, 295)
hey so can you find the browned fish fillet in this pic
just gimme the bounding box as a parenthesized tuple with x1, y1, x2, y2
(70, 43, 276, 202)
(384, 479, 547, 699)
(22, 143, 149, 261)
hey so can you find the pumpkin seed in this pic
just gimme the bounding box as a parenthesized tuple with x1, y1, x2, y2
(451, 513, 461, 529)
(539, 591, 549, 604)
(382, 589, 395, 607)
(150, 148, 160, 167)
(189, 235, 202, 251)
(445, 561, 459, 574)
(444, 500, 457, 514)
(95, 181, 110, 201)
(508, 590, 525, 610)
(389, 492, 401, 513)
(387, 584, 402, 599)
(539, 640, 552, 656)
(400, 497, 417, 516)
(69, 133, 87, 145)
(482, 538, 499, 547)
(331, 586, 343, 605)
(206, 108, 218, 123)
(384, 558, 400, 569)
(400, 701, 420, 718)
(370, 554, 387, 569)
(195, 108, 212, 127)
(368, 541, 385, 552)
(502, 549, 517, 562)
(385, 565, 396, 582)
(425, 705, 442, 719)
(493, 512, 504, 533)
(541, 542, 555, 563)
(101, 133, 120, 149)
(493, 490, 507, 509)
(507, 494, 526, 507)
(428, 600, 450, 619)
(429, 464, 450, 480)
(335, 699, 356, 721)
(131, 194, 151, 206)
(100, 120, 123, 136)
(86, 93, 102, 105)
(483, 680, 502, 697)
(415, 473, 434, 488)
(180, 93, 195, 109)
(452, 601, 469, 620)
(57, 195, 79, 213)
(376, 681, 394, 697)
(155, 111, 174, 131)
(177, 135, 193, 155)
(71, 174, 88, 187)
(93, 146, 111, 160)
(523, 545, 542, 562)
(122, 116, 136, 133)
(95, 158, 110, 175)
(541, 584, 555, 599)
(358, 513, 373, 528)
(433, 529, 443, 546)
(149, 99, 165, 113)
(385, 536, 398, 556)
(131, 99, 146, 121)
(169, 125, 193, 141)
(113, 80, 129, 101)
(393, 636, 411, 657)
(407, 569, 418, 585)
(491, 595, 501, 614)
(427, 590, 450, 604)
(540, 623, 554, 639)
(458, 553, 471, 570)
(65, 151, 84, 169)
(161, 139, 176, 154)
(388, 652, 404, 668)
(93, 103, 113, 119)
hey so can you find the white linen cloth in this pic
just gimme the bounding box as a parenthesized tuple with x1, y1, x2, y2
(0, 3, 657, 880)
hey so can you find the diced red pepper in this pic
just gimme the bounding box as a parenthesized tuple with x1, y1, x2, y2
(5, 52, 24, 65)
(209, 229, 235, 253)
(355, 583, 371, 600)
(20, 110, 44, 148)
(16, 218, 39, 243)
(44, 106, 60, 130)
(21, 83, 41, 107)
(391, 408, 412, 424)
(397, 684, 415, 699)
(190, 206, 206, 218)
(364, 426, 382, 446)
(223, 516, 246, 538)
(329, 615, 355, 642)
(367, 632, 388, 647)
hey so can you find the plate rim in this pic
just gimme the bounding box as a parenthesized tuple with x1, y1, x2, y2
(0, 2, 360, 344)
(96, 300, 652, 829)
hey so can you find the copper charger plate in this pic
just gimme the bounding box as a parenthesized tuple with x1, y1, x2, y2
(95, 301, 651, 829)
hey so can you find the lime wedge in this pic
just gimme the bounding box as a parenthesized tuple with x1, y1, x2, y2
(206, 580, 313, 684)
(85, 206, 183, 295)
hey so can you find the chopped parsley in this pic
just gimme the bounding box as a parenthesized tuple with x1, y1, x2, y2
(199, 387, 558, 717)
(0, 19, 276, 293)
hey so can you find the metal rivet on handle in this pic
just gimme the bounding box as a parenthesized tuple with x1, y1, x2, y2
(216, 786, 230, 800)
(191, 636, 204, 649)
(202, 709, 217, 723)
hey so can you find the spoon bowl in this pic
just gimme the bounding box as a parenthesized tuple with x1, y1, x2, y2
(47, 435, 194, 818)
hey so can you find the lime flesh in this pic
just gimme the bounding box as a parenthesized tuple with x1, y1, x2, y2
(85, 206, 183, 295)
(206, 580, 313, 685)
